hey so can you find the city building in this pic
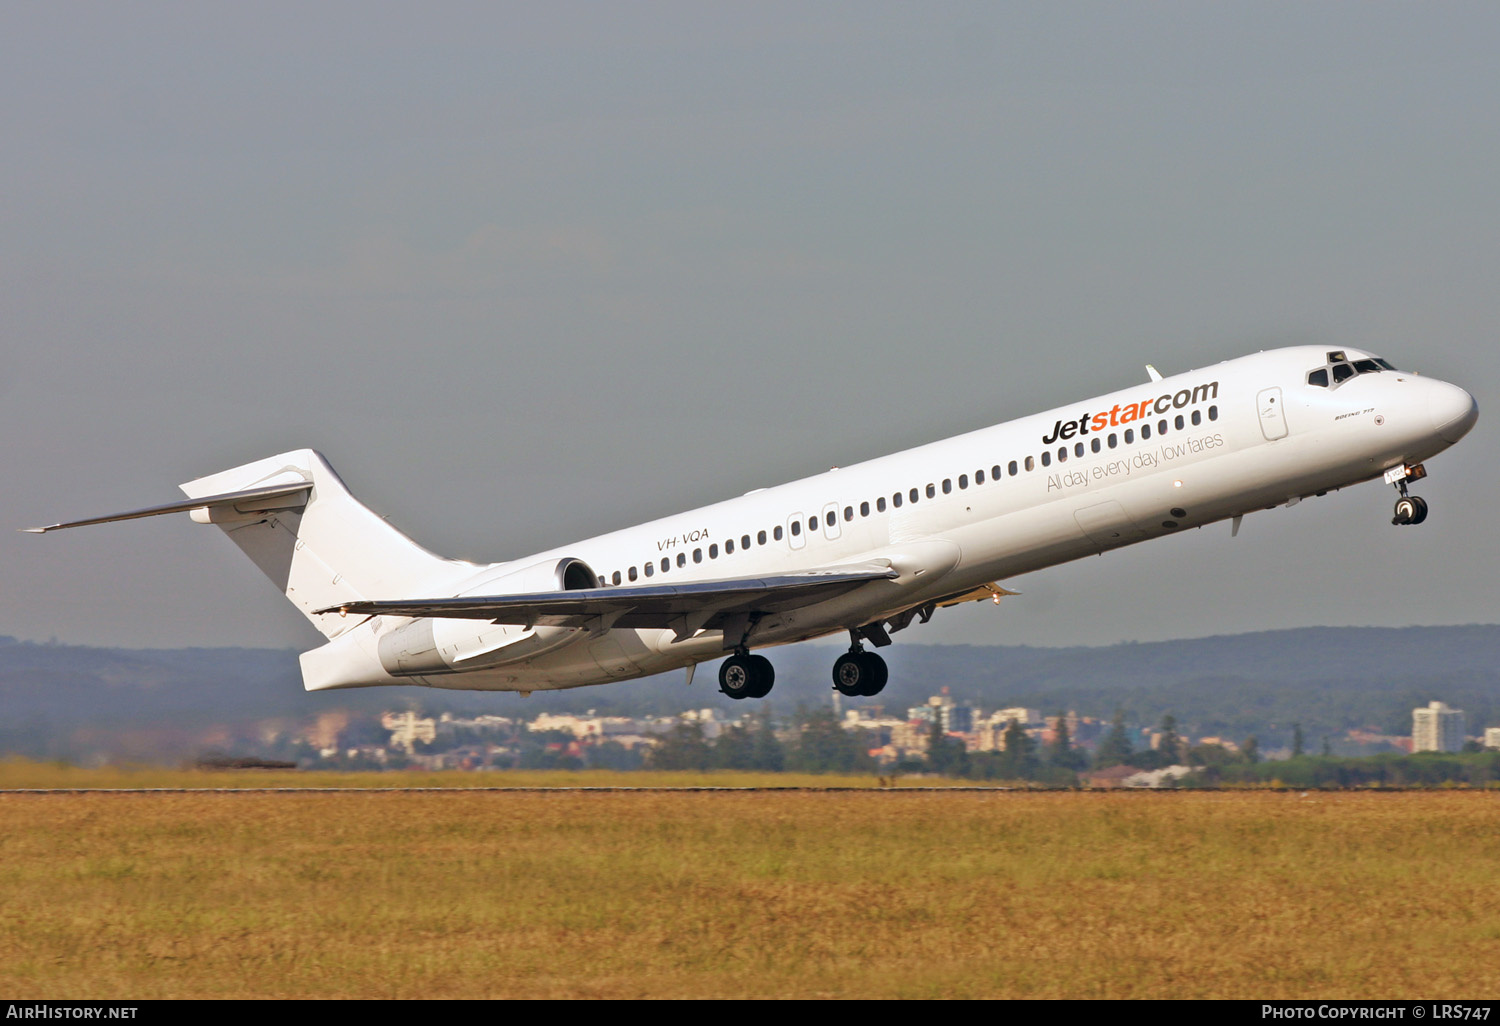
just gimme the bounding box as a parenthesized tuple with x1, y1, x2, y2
(1483, 727, 1500, 751)
(1412, 701, 1465, 753)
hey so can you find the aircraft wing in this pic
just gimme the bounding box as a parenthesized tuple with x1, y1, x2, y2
(315, 564, 900, 635)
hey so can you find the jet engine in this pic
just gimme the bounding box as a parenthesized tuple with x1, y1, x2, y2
(375, 557, 598, 676)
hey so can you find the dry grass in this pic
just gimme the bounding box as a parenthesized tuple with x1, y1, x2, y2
(0, 759, 911, 790)
(2, 786, 1497, 998)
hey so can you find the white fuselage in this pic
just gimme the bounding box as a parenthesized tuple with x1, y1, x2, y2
(304, 345, 1477, 693)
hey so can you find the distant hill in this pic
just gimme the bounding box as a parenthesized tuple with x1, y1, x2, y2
(1, 626, 1497, 761)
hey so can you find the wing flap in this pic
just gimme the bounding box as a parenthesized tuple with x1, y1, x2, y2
(315, 564, 899, 631)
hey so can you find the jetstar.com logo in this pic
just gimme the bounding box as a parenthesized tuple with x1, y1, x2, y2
(1040, 381, 1220, 445)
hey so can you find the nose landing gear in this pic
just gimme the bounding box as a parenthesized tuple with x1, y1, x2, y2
(1387, 463, 1430, 525)
(1393, 495, 1428, 525)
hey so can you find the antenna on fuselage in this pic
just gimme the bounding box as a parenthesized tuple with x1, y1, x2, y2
(1146, 364, 1163, 382)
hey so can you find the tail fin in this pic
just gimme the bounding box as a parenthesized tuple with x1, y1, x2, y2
(181, 449, 468, 639)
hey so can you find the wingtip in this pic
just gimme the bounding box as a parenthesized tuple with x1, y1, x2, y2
(20, 527, 48, 534)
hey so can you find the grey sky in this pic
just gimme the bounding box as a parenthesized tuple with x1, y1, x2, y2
(3, 2, 1497, 651)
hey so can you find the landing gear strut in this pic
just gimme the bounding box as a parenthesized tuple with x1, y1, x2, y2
(1388, 464, 1430, 525)
(832, 635, 889, 697)
(718, 650, 775, 699)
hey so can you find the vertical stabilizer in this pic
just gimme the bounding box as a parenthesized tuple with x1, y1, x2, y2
(181, 450, 466, 639)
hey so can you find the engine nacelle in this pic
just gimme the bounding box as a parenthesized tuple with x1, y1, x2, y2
(375, 556, 597, 676)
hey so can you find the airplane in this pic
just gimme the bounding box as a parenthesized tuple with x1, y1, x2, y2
(27, 345, 1477, 701)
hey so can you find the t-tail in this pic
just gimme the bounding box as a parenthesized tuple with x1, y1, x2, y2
(27, 449, 472, 641)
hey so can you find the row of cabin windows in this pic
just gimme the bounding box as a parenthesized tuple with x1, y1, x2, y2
(602, 404, 1220, 585)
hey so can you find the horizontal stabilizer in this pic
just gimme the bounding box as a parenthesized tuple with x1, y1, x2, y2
(23, 482, 312, 534)
(316, 565, 900, 633)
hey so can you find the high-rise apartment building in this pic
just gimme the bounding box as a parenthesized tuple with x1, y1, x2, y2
(1412, 701, 1465, 753)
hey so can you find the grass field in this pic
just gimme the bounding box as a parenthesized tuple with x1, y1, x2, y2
(0, 760, 907, 790)
(2, 773, 1497, 998)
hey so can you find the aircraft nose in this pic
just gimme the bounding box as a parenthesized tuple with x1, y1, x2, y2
(1428, 380, 1478, 444)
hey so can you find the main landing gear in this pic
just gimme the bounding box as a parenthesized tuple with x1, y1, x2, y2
(718, 627, 893, 700)
(1388, 463, 1430, 526)
(718, 650, 775, 700)
(832, 645, 888, 698)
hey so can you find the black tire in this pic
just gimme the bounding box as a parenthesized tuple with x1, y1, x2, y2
(857, 652, 889, 696)
(1410, 496, 1429, 524)
(1393, 497, 1417, 525)
(832, 652, 866, 696)
(746, 654, 775, 698)
(719, 655, 755, 699)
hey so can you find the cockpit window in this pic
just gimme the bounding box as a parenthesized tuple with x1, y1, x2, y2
(1307, 352, 1392, 388)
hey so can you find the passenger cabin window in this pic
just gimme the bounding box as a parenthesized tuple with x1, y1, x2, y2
(825, 511, 836, 527)
(644, 563, 653, 577)
(1041, 451, 1051, 467)
(742, 534, 751, 549)
(809, 516, 818, 532)
(844, 506, 853, 521)
(1141, 424, 1152, 439)
(1175, 415, 1185, 430)
(926, 483, 936, 499)
(757, 530, 767, 545)
(909, 488, 919, 504)
(774, 526, 783, 541)
(1009, 460, 1019, 476)
(693, 548, 703, 563)
(974, 470, 984, 485)
(877, 496, 887, 512)
(1091, 438, 1101, 453)
(1191, 410, 1201, 426)
(662, 558, 670, 572)
(628, 566, 637, 581)
(709, 544, 718, 559)
(725, 539, 734, 554)
(1209, 406, 1218, 421)
(612, 571, 622, 585)
(1057, 447, 1067, 462)
(1108, 433, 1118, 448)
(677, 553, 687, 567)
(1024, 456, 1034, 471)
(1158, 419, 1167, 434)
(1124, 429, 1134, 443)
(791, 521, 801, 536)
(892, 493, 902, 508)
(860, 501, 870, 517)
(1075, 442, 1085, 457)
